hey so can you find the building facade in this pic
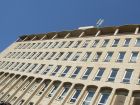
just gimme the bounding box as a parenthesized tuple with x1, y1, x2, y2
(0, 25, 140, 105)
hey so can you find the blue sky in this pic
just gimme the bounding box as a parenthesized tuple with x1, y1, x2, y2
(0, 0, 140, 51)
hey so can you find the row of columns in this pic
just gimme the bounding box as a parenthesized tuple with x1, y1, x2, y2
(16, 27, 140, 42)
(0, 72, 138, 105)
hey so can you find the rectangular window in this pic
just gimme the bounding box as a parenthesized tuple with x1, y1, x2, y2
(104, 52, 113, 62)
(21, 63, 31, 72)
(72, 52, 82, 61)
(44, 42, 53, 48)
(39, 52, 49, 60)
(123, 38, 131, 47)
(38, 42, 47, 49)
(14, 63, 25, 71)
(48, 85, 59, 97)
(70, 89, 81, 103)
(27, 64, 38, 73)
(73, 41, 82, 48)
(51, 65, 62, 76)
(112, 39, 120, 47)
(32, 43, 40, 49)
(116, 52, 125, 62)
(82, 90, 95, 105)
(46, 52, 56, 60)
(33, 52, 43, 60)
(97, 92, 110, 105)
(94, 68, 105, 81)
(122, 69, 133, 83)
(65, 41, 74, 48)
(91, 40, 99, 47)
(82, 67, 93, 80)
(81, 52, 92, 61)
(92, 52, 102, 62)
(101, 39, 109, 47)
(60, 66, 71, 77)
(130, 52, 139, 63)
(50, 42, 59, 48)
(82, 40, 91, 48)
(57, 41, 66, 48)
(135, 38, 140, 47)
(58, 86, 70, 100)
(63, 52, 72, 61)
(34, 64, 45, 74)
(70, 66, 81, 78)
(42, 65, 53, 75)
(27, 52, 37, 59)
(107, 68, 118, 82)
(53, 52, 64, 60)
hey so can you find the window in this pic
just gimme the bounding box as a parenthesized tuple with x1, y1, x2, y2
(42, 65, 53, 75)
(104, 52, 113, 62)
(138, 76, 140, 85)
(72, 52, 82, 61)
(112, 39, 120, 47)
(70, 89, 81, 103)
(27, 64, 38, 73)
(20, 63, 31, 72)
(70, 67, 81, 78)
(27, 52, 37, 59)
(107, 68, 118, 82)
(60, 66, 71, 77)
(92, 52, 102, 62)
(51, 65, 62, 76)
(39, 52, 49, 60)
(46, 52, 56, 60)
(122, 69, 133, 83)
(82, 90, 95, 105)
(65, 41, 74, 48)
(9, 62, 20, 70)
(94, 68, 105, 81)
(81, 52, 92, 61)
(82, 40, 90, 48)
(22, 52, 31, 59)
(44, 42, 53, 48)
(57, 41, 66, 48)
(38, 42, 47, 49)
(135, 38, 140, 47)
(91, 40, 99, 47)
(14, 63, 25, 71)
(101, 39, 109, 47)
(32, 43, 40, 49)
(50, 42, 59, 48)
(123, 38, 131, 47)
(33, 52, 43, 60)
(48, 85, 59, 97)
(82, 67, 93, 80)
(63, 52, 72, 61)
(53, 52, 64, 60)
(28, 43, 35, 49)
(97, 92, 110, 105)
(58, 86, 70, 100)
(130, 52, 139, 63)
(73, 41, 82, 48)
(34, 64, 45, 74)
(117, 52, 125, 62)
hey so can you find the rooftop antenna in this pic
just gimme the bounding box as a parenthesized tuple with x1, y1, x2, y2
(96, 19, 104, 28)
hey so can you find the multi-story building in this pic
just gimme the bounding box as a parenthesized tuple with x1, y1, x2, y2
(0, 24, 140, 105)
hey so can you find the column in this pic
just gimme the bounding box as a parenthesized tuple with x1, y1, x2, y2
(79, 32, 85, 37)
(95, 30, 101, 37)
(107, 89, 116, 105)
(24, 79, 44, 105)
(35, 81, 54, 105)
(135, 27, 139, 34)
(114, 28, 119, 35)
(124, 90, 132, 105)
